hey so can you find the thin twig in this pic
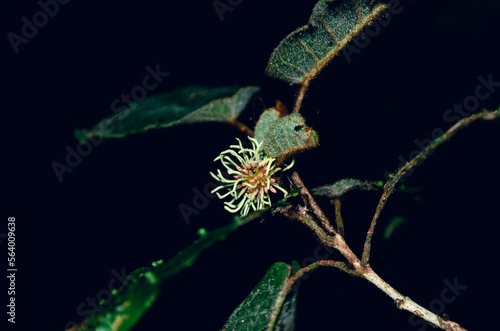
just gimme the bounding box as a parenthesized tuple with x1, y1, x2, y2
(268, 259, 357, 330)
(287, 260, 359, 288)
(333, 198, 344, 236)
(281, 206, 363, 271)
(315, 260, 359, 277)
(281, 206, 336, 247)
(361, 108, 500, 265)
(291, 171, 337, 235)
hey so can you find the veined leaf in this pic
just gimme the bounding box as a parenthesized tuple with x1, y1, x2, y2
(265, 0, 388, 85)
(262, 114, 319, 159)
(72, 267, 160, 331)
(221, 262, 294, 331)
(255, 108, 281, 143)
(76, 86, 260, 143)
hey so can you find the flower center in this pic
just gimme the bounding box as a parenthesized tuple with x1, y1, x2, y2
(235, 159, 277, 196)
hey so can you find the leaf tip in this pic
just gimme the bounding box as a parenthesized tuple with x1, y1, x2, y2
(74, 128, 89, 145)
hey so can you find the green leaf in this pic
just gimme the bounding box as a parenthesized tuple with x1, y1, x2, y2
(262, 114, 319, 159)
(70, 217, 253, 331)
(76, 86, 260, 143)
(265, 0, 388, 85)
(221, 262, 293, 331)
(154, 220, 245, 281)
(255, 108, 281, 143)
(78, 267, 160, 331)
(311, 178, 383, 198)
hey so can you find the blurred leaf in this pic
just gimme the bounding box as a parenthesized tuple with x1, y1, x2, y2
(76, 86, 260, 143)
(67, 178, 297, 331)
(70, 217, 252, 331)
(383, 215, 407, 240)
(255, 108, 281, 143)
(265, 0, 388, 84)
(312, 178, 383, 198)
(287, 188, 302, 198)
(397, 184, 423, 195)
(221, 262, 294, 331)
(77, 268, 160, 331)
(262, 114, 319, 159)
(154, 220, 245, 281)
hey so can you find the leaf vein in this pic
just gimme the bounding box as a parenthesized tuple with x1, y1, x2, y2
(278, 55, 308, 76)
(353, 0, 363, 22)
(321, 16, 340, 44)
(298, 38, 320, 64)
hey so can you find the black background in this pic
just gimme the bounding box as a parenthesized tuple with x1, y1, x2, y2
(3, 0, 500, 330)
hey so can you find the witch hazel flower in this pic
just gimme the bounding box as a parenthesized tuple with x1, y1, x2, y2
(210, 136, 294, 216)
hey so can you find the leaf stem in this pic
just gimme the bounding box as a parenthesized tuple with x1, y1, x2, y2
(293, 79, 311, 113)
(229, 118, 255, 137)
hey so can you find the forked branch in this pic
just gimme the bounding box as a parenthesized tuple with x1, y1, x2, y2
(280, 207, 467, 330)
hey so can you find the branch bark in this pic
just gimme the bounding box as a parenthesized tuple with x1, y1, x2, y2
(363, 267, 467, 331)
